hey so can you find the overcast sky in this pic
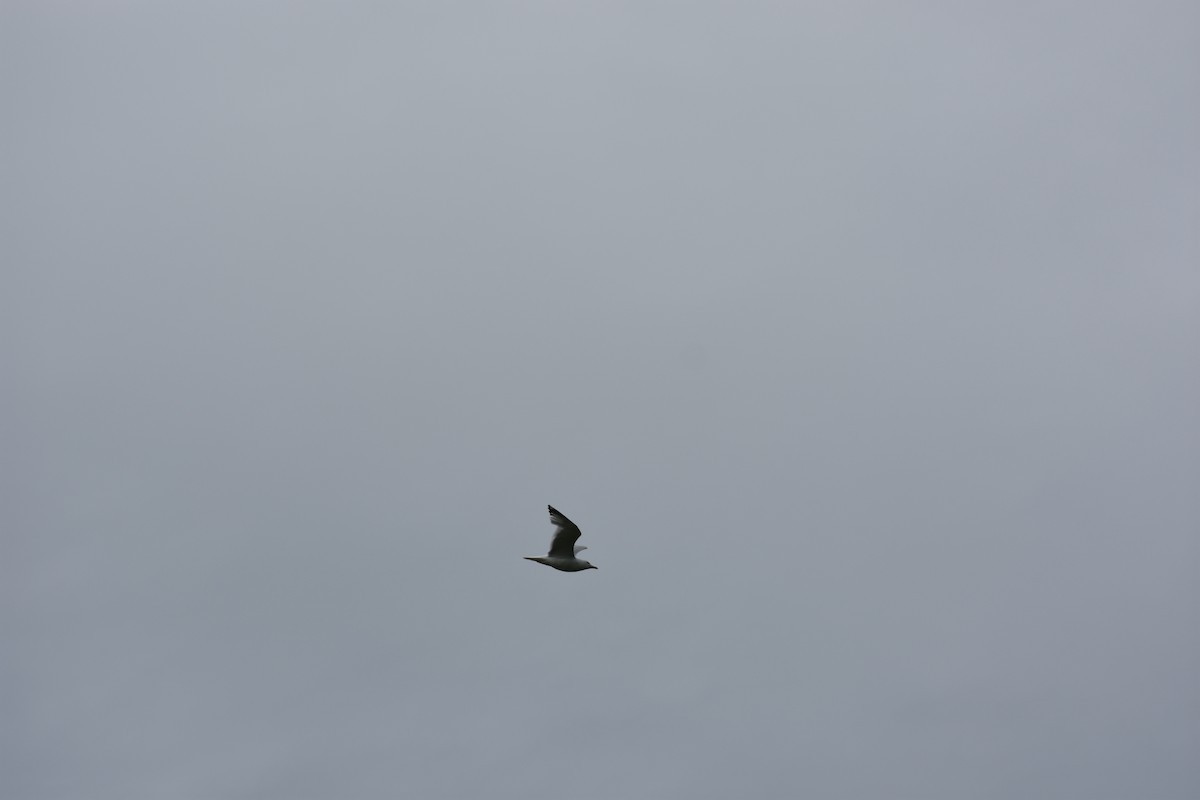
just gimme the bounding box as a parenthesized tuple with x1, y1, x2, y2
(5, 2, 1199, 798)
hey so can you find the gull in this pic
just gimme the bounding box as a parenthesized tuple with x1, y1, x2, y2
(524, 505, 598, 572)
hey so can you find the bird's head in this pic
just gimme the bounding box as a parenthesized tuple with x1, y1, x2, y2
(584, 562, 598, 570)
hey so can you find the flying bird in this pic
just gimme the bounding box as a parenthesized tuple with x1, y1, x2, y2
(524, 505, 598, 572)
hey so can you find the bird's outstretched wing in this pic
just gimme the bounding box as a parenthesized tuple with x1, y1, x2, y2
(546, 505, 583, 558)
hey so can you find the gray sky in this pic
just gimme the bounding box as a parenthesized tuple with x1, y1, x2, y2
(5, 2, 1198, 798)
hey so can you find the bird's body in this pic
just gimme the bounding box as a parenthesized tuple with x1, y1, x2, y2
(525, 506, 598, 572)
(523, 554, 594, 572)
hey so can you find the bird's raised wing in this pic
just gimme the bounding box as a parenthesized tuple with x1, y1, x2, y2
(546, 505, 583, 558)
